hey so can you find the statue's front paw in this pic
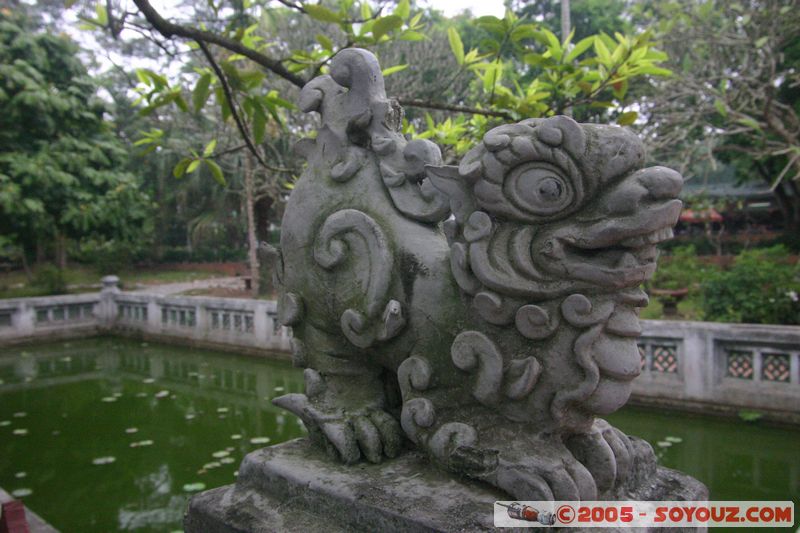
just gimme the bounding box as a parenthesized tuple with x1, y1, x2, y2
(273, 392, 402, 464)
(565, 418, 634, 495)
(488, 446, 597, 501)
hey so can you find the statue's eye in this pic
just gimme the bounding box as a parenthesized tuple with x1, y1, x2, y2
(536, 176, 563, 202)
(505, 162, 574, 217)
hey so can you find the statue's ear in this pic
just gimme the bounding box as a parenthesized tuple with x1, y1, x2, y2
(426, 165, 476, 224)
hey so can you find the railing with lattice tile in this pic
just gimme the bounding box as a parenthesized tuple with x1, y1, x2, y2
(721, 344, 796, 384)
(633, 320, 800, 418)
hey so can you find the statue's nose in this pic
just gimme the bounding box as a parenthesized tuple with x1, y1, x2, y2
(636, 166, 683, 200)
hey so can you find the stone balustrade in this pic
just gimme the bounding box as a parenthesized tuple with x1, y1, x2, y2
(634, 320, 800, 422)
(1, 279, 798, 419)
(0, 276, 291, 357)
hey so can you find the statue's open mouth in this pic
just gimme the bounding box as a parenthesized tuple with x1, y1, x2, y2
(543, 199, 682, 289)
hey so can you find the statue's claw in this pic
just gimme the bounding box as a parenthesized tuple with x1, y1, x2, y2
(273, 392, 403, 464)
(491, 451, 596, 501)
(565, 418, 634, 495)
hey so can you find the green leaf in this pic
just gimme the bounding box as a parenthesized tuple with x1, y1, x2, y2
(713, 99, 727, 118)
(399, 30, 425, 42)
(565, 36, 594, 62)
(95, 3, 108, 25)
(316, 34, 333, 51)
(634, 66, 672, 77)
(373, 15, 403, 39)
(304, 4, 341, 23)
(203, 139, 217, 157)
(617, 111, 638, 126)
(754, 36, 768, 48)
(192, 73, 212, 112)
(393, 0, 410, 19)
(381, 64, 408, 76)
(253, 106, 267, 144)
(174, 94, 189, 113)
(173, 158, 191, 178)
(206, 160, 226, 185)
(187, 159, 201, 174)
(360, 2, 372, 20)
(448, 27, 464, 65)
(594, 37, 611, 65)
(737, 117, 762, 131)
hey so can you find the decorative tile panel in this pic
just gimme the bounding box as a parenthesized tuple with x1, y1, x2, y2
(651, 344, 678, 373)
(726, 350, 754, 379)
(761, 353, 790, 383)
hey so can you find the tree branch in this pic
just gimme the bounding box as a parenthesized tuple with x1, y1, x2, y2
(397, 98, 513, 120)
(132, 0, 306, 88)
(197, 41, 272, 173)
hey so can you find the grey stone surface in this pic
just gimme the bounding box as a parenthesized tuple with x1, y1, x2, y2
(184, 439, 707, 533)
(263, 46, 702, 504)
(187, 46, 708, 530)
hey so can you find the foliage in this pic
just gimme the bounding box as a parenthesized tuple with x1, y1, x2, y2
(637, 0, 800, 235)
(700, 246, 800, 325)
(72, 0, 672, 167)
(407, 9, 671, 153)
(649, 245, 712, 291)
(32, 265, 68, 295)
(0, 12, 153, 266)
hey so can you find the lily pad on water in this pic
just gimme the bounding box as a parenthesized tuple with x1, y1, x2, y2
(0, 420, 10, 427)
(185, 413, 196, 420)
(13, 412, 26, 418)
(250, 437, 270, 445)
(220, 457, 235, 464)
(273, 386, 285, 392)
(143, 378, 155, 384)
(130, 440, 154, 448)
(135, 392, 148, 398)
(92, 456, 116, 465)
(656, 441, 672, 448)
(216, 407, 229, 413)
(664, 436, 683, 443)
(101, 396, 117, 403)
(212, 450, 230, 458)
(11, 488, 32, 498)
(182, 482, 206, 492)
(154, 390, 170, 398)
(202, 461, 221, 470)
(125, 427, 138, 434)
(13, 429, 28, 436)
(230, 434, 242, 440)
(15, 472, 26, 478)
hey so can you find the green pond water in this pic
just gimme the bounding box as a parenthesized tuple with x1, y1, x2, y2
(0, 337, 798, 532)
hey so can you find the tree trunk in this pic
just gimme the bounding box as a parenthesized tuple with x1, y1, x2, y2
(36, 239, 46, 266)
(55, 232, 67, 269)
(244, 153, 260, 297)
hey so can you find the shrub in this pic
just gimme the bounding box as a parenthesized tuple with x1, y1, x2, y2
(650, 245, 711, 290)
(32, 265, 68, 295)
(700, 246, 800, 325)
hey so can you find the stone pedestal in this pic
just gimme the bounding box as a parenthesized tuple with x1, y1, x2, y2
(184, 438, 707, 533)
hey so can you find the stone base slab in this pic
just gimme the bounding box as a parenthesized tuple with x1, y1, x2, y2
(185, 438, 707, 533)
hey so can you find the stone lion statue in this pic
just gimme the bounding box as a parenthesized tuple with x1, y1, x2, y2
(270, 48, 684, 501)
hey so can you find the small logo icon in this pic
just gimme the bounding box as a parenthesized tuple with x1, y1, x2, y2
(556, 504, 576, 524)
(497, 502, 556, 525)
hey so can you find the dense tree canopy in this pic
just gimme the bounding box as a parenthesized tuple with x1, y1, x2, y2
(0, 12, 152, 268)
